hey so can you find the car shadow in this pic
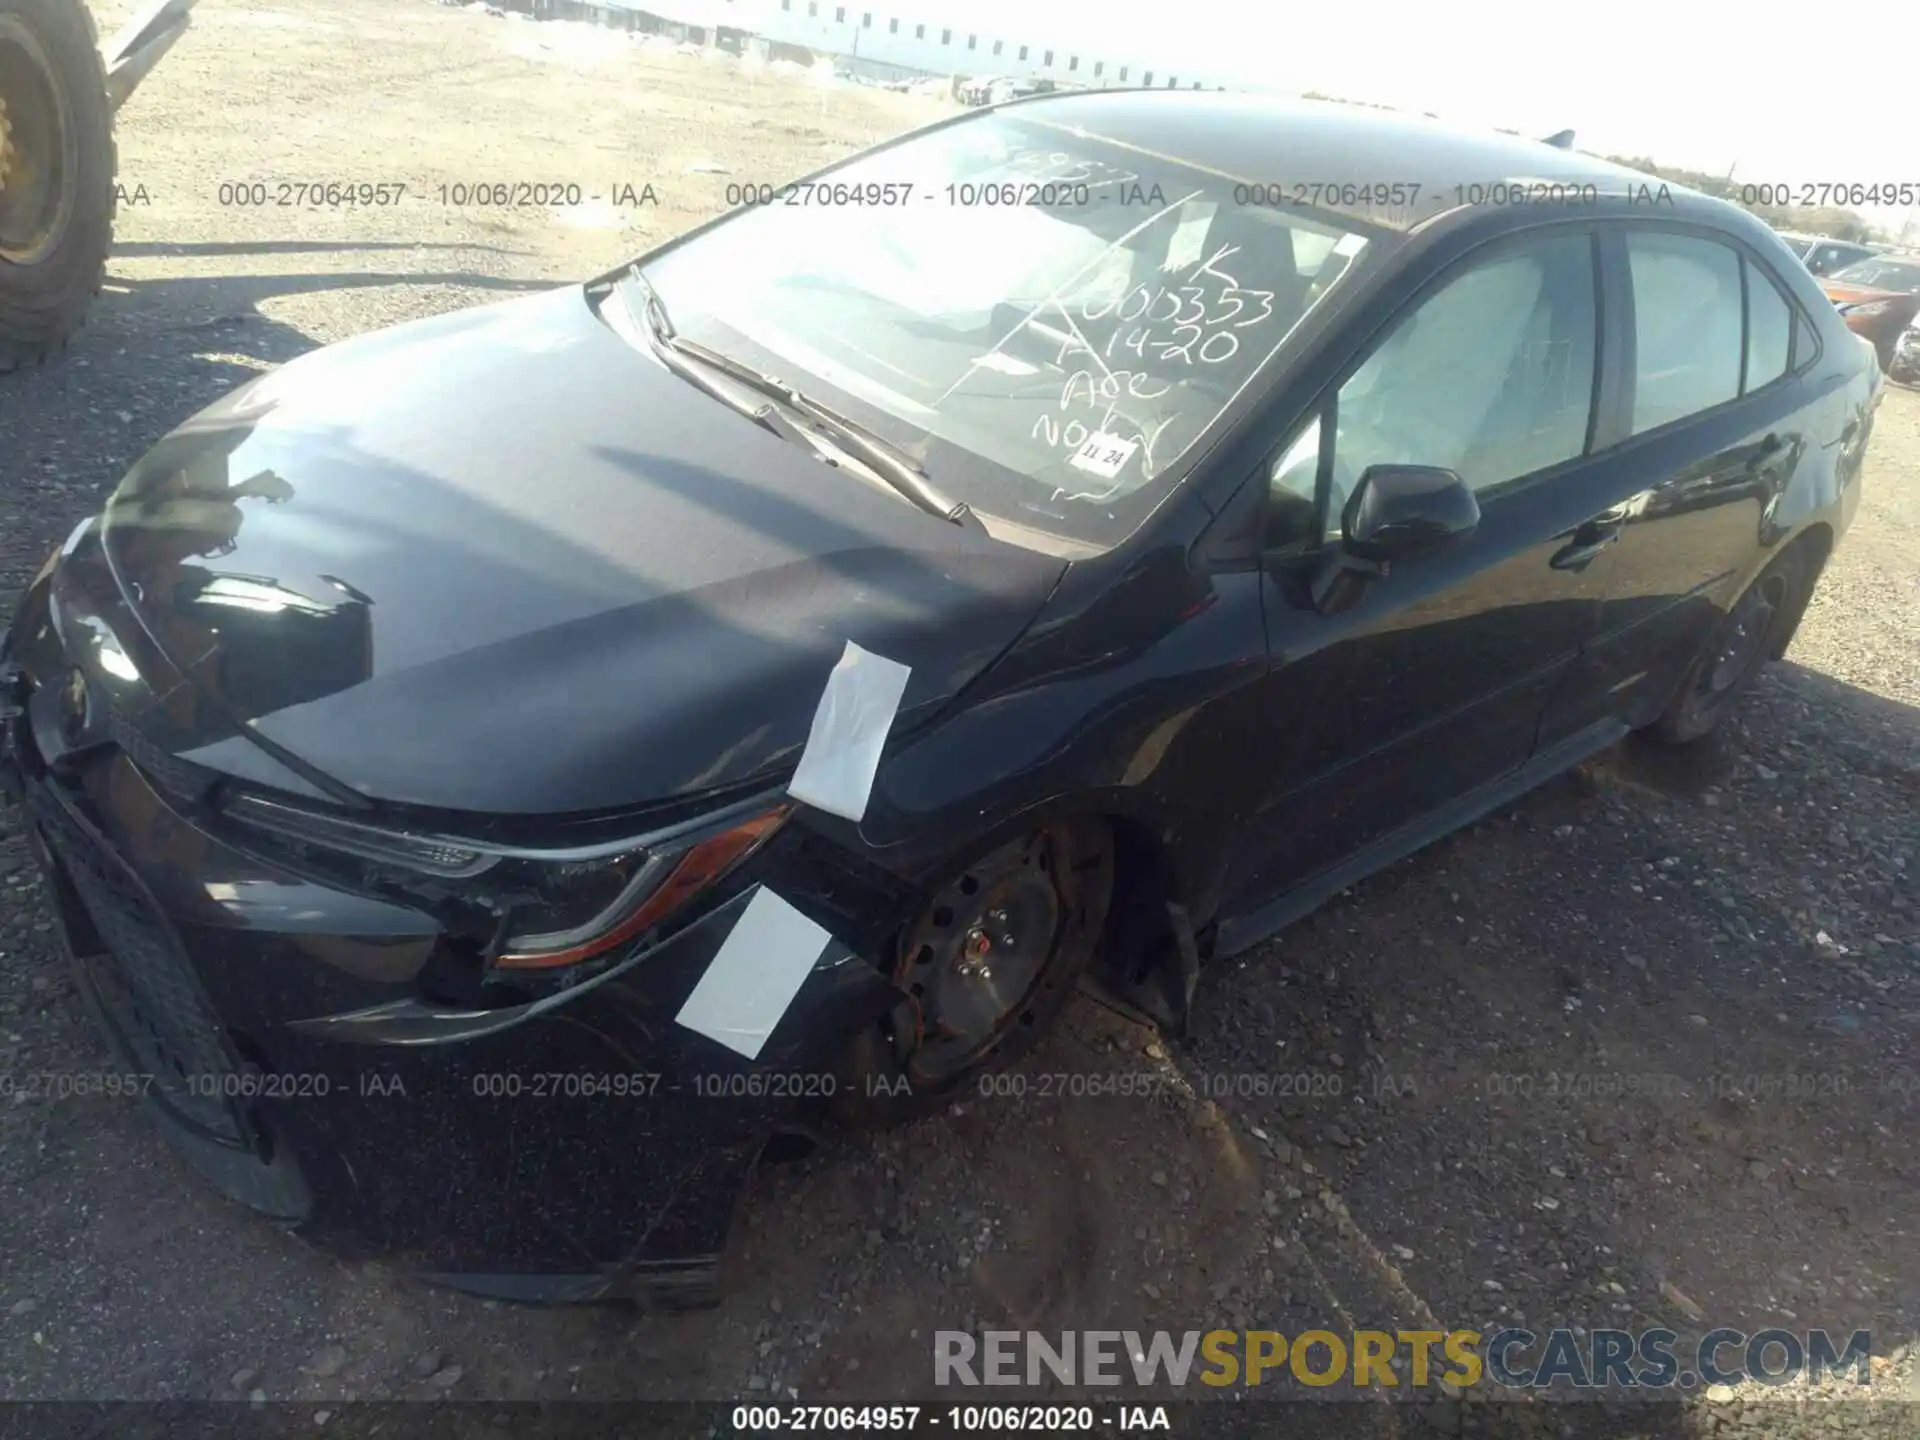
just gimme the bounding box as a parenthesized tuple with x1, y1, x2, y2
(1151, 653, 1918, 1430)
(1768, 659, 1920, 765)
(1587, 660, 1919, 801)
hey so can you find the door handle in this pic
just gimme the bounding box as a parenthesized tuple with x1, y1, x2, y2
(1549, 518, 1623, 571)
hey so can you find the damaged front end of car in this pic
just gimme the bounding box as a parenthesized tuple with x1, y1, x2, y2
(0, 530, 930, 1309)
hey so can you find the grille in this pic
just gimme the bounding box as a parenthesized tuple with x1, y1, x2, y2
(32, 788, 248, 1145)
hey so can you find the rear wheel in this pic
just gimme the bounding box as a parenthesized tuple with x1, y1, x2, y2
(1644, 546, 1808, 746)
(831, 817, 1115, 1126)
(0, 0, 116, 372)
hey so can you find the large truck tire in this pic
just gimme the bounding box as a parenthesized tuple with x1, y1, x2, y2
(0, 0, 116, 373)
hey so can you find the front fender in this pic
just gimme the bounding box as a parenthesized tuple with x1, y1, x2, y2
(855, 557, 1271, 919)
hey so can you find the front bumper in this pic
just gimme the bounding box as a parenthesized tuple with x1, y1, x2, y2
(0, 617, 913, 1306)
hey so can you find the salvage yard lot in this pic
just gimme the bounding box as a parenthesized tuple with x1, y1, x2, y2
(0, 2, 1915, 1433)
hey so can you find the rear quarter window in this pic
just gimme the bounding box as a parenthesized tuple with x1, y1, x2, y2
(1744, 260, 1793, 392)
(1794, 308, 1821, 368)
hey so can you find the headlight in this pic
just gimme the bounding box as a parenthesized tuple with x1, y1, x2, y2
(222, 791, 790, 969)
(495, 807, 787, 969)
(1840, 300, 1893, 317)
(223, 792, 498, 876)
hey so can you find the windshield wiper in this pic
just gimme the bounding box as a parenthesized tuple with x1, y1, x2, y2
(621, 268, 975, 528)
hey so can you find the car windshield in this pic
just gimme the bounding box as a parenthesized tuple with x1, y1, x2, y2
(1830, 258, 1920, 292)
(636, 111, 1373, 548)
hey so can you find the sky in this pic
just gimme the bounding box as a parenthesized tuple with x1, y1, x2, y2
(882, 0, 1920, 232)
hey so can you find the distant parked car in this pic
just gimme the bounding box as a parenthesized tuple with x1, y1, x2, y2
(1774, 231, 1880, 278)
(1890, 316, 1920, 384)
(1821, 254, 1920, 368)
(957, 76, 1055, 107)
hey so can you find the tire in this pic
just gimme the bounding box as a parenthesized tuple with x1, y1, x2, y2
(0, 0, 116, 373)
(828, 817, 1115, 1128)
(1643, 545, 1809, 746)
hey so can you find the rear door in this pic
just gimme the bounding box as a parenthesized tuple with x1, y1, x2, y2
(1224, 225, 1624, 909)
(1540, 226, 1821, 742)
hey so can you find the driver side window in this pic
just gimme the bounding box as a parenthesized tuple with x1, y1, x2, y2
(1270, 232, 1598, 549)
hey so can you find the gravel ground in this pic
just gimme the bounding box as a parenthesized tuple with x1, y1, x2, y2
(0, 4, 1916, 1434)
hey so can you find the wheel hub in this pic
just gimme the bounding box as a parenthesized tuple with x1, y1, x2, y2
(0, 15, 79, 265)
(894, 835, 1067, 1085)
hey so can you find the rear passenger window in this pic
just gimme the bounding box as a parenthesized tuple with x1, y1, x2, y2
(1627, 233, 1743, 434)
(1744, 260, 1793, 392)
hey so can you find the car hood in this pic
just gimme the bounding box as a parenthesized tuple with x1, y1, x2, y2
(97, 285, 1066, 816)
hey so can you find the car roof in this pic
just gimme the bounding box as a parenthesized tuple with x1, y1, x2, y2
(995, 89, 1724, 234)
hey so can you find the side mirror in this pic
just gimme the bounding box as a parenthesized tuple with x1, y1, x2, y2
(1341, 465, 1480, 563)
(1307, 465, 1479, 616)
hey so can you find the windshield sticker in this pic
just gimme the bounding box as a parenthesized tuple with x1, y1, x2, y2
(1069, 431, 1139, 480)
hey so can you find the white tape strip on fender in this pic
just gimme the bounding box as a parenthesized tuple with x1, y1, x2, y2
(674, 888, 832, 1060)
(785, 640, 912, 824)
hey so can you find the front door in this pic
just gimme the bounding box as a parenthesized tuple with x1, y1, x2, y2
(1225, 226, 1623, 911)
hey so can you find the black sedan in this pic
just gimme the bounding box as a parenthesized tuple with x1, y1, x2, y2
(0, 92, 1878, 1306)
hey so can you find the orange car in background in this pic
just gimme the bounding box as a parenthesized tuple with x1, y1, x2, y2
(1820, 254, 1920, 368)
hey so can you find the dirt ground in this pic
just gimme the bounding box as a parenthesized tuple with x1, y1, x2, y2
(0, 2, 1916, 1434)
